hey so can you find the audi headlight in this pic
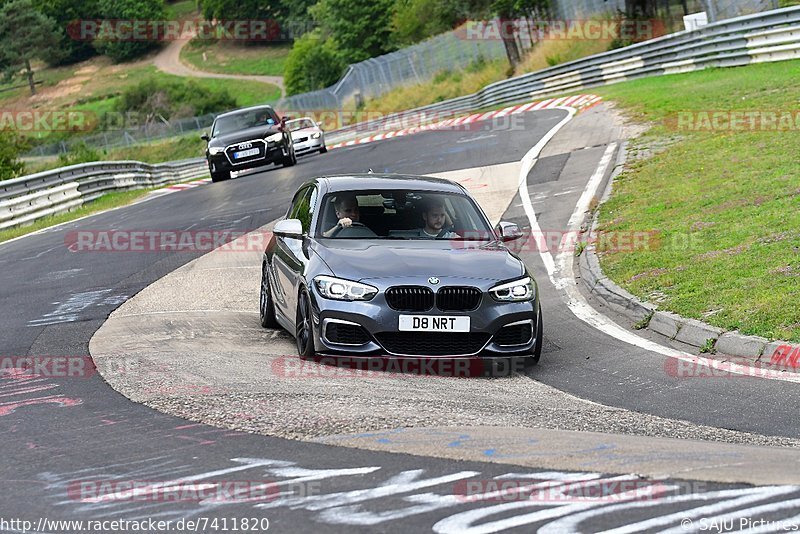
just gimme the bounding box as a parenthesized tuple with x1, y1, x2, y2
(314, 275, 378, 301)
(208, 146, 224, 155)
(311, 132, 321, 139)
(265, 133, 283, 143)
(489, 276, 535, 302)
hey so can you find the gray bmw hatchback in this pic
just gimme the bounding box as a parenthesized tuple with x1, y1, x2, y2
(259, 174, 543, 365)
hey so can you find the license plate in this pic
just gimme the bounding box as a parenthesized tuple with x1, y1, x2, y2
(398, 315, 470, 332)
(233, 147, 260, 159)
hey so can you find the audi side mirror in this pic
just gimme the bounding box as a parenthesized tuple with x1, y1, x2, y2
(201, 133, 210, 141)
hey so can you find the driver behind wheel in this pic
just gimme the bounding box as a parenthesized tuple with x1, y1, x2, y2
(322, 193, 361, 237)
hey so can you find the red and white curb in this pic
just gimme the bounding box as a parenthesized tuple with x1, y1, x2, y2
(328, 94, 602, 150)
(163, 178, 212, 191)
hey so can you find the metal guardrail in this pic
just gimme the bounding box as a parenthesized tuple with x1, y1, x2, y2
(0, 158, 207, 231)
(5, 6, 800, 231)
(325, 5, 800, 144)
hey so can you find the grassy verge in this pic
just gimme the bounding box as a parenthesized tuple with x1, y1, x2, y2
(181, 40, 290, 77)
(592, 60, 800, 342)
(0, 188, 155, 244)
(25, 134, 207, 174)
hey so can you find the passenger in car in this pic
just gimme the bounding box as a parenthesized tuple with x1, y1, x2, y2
(412, 199, 460, 239)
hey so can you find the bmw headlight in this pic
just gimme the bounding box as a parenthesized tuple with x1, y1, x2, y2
(311, 132, 321, 139)
(489, 276, 535, 302)
(265, 133, 283, 143)
(208, 146, 224, 155)
(314, 275, 378, 301)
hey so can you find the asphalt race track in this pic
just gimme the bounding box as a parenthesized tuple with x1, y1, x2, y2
(3, 105, 800, 532)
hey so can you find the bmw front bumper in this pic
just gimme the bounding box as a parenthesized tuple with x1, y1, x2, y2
(306, 276, 541, 359)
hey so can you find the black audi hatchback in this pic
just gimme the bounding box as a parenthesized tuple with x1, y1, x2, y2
(202, 105, 296, 182)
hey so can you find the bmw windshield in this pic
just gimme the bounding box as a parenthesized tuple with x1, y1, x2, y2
(315, 190, 494, 240)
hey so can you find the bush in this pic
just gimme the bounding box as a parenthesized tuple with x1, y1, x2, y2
(57, 142, 102, 167)
(115, 78, 237, 119)
(0, 131, 30, 180)
(92, 0, 166, 62)
(284, 31, 346, 95)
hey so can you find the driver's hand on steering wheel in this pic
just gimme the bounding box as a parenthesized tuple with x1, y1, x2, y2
(338, 217, 353, 228)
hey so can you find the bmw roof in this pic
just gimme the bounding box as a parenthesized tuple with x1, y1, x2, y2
(317, 174, 467, 194)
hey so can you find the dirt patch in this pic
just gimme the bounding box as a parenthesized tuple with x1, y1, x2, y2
(695, 243, 749, 261)
(690, 221, 716, 232)
(628, 267, 669, 283)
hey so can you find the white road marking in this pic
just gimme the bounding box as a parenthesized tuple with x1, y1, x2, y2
(517, 107, 800, 384)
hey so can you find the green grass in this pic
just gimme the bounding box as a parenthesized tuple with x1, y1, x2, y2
(179, 73, 281, 106)
(103, 134, 207, 163)
(165, 0, 199, 20)
(593, 60, 800, 342)
(0, 188, 154, 243)
(25, 134, 207, 174)
(181, 40, 290, 77)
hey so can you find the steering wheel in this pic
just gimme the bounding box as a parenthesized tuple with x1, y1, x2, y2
(328, 221, 366, 237)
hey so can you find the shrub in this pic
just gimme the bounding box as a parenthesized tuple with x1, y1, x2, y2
(115, 78, 236, 119)
(284, 31, 346, 95)
(0, 131, 29, 180)
(57, 142, 102, 166)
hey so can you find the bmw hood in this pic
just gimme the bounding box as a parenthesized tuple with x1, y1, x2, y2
(312, 240, 524, 282)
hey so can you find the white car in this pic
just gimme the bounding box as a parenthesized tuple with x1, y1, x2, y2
(285, 117, 326, 156)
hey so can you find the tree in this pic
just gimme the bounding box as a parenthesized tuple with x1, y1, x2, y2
(309, 0, 396, 63)
(198, 0, 316, 45)
(92, 0, 166, 62)
(283, 30, 346, 95)
(491, 0, 523, 69)
(201, 0, 276, 23)
(391, 0, 465, 46)
(0, 0, 63, 95)
(34, 0, 100, 65)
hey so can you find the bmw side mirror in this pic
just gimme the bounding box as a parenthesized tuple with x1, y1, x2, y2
(496, 221, 523, 242)
(201, 133, 210, 141)
(274, 218, 303, 238)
